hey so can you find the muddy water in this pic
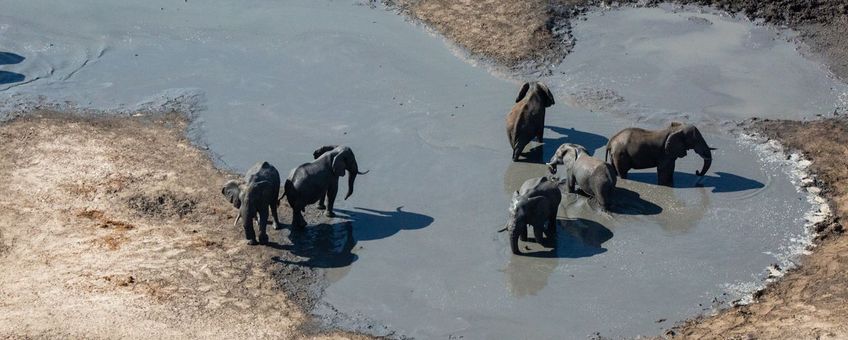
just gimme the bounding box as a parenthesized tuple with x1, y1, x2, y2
(0, 1, 842, 339)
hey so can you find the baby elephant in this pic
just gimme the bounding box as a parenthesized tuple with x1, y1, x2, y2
(547, 143, 617, 211)
(221, 161, 282, 245)
(507, 177, 562, 255)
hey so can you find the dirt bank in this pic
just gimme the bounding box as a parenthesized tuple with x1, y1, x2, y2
(669, 117, 848, 339)
(0, 112, 359, 339)
(385, 0, 848, 80)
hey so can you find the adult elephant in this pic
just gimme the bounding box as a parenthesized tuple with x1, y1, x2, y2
(605, 122, 714, 187)
(282, 145, 368, 229)
(547, 143, 617, 210)
(221, 161, 282, 245)
(507, 177, 562, 255)
(506, 81, 555, 161)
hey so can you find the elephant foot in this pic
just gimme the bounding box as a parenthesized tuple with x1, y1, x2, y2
(316, 204, 326, 210)
(325, 211, 336, 218)
(273, 223, 284, 230)
(246, 239, 259, 246)
(519, 234, 528, 242)
(258, 235, 269, 245)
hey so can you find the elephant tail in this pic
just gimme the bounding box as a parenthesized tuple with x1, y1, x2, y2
(279, 179, 294, 203)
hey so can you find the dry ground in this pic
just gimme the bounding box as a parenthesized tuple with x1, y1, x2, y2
(0, 112, 360, 339)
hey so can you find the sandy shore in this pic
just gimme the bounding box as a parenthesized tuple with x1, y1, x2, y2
(0, 112, 361, 339)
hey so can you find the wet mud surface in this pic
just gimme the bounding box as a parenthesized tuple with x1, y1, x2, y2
(1, 1, 845, 339)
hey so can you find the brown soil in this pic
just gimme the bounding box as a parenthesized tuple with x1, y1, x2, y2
(0, 112, 359, 339)
(668, 117, 848, 339)
(381, 0, 588, 71)
(385, 0, 848, 80)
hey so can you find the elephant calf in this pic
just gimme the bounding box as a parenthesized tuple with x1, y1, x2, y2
(506, 81, 555, 161)
(222, 161, 282, 245)
(507, 177, 562, 255)
(547, 143, 617, 211)
(605, 122, 714, 187)
(282, 145, 368, 229)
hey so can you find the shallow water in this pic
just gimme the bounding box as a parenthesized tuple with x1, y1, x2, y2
(0, 1, 840, 338)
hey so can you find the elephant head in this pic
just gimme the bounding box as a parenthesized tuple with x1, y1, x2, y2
(546, 143, 588, 174)
(313, 145, 338, 159)
(507, 193, 551, 255)
(330, 146, 369, 200)
(516, 81, 555, 107)
(222, 180, 246, 226)
(664, 122, 715, 177)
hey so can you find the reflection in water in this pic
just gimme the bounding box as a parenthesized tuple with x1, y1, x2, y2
(504, 218, 613, 297)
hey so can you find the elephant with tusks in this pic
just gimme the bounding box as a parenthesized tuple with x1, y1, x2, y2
(221, 161, 283, 245)
(605, 122, 715, 187)
(282, 145, 369, 230)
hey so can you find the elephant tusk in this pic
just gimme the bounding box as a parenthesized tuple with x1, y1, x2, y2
(233, 212, 241, 227)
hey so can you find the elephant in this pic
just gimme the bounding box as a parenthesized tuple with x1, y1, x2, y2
(506, 81, 555, 161)
(605, 122, 714, 187)
(221, 161, 282, 245)
(507, 176, 562, 255)
(547, 143, 617, 211)
(282, 145, 368, 229)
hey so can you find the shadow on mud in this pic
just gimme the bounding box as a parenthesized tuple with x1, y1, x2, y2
(0, 52, 25, 85)
(271, 207, 433, 269)
(270, 222, 358, 269)
(628, 171, 764, 192)
(514, 218, 613, 259)
(512, 126, 608, 163)
(607, 186, 663, 215)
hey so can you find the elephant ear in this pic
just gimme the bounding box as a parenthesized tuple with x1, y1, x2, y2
(332, 147, 352, 176)
(664, 129, 687, 159)
(537, 82, 555, 107)
(515, 82, 530, 103)
(222, 180, 243, 209)
(313, 145, 338, 159)
(525, 196, 550, 224)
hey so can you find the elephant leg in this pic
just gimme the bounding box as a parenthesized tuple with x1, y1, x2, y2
(257, 208, 269, 245)
(536, 123, 544, 143)
(567, 175, 576, 193)
(657, 161, 675, 187)
(520, 225, 528, 242)
(532, 224, 545, 245)
(325, 181, 338, 218)
(271, 202, 283, 230)
(545, 214, 558, 246)
(291, 207, 307, 231)
(243, 210, 258, 245)
(509, 226, 522, 255)
(512, 138, 530, 161)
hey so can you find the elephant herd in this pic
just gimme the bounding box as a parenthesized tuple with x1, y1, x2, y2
(506, 81, 714, 255)
(221, 145, 367, 245)
(221, 81, 714, 255)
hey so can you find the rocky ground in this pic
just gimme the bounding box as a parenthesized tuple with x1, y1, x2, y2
(0, 112, 361, 339)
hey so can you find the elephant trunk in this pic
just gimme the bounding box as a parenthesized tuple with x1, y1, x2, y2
(695, 148, 712, 177)
(345, 159, 364, 200)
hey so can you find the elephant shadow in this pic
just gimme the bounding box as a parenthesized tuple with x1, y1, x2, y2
(0, 71, 24, 85)
(544, 125, 609, 159)
(515, 126, 609, 164)
(334, 206, 434, 241)
(607, 186, 663, 215)
(628, 171, 764, 193)
(270, 221, 358, 269)
(0, 52, 25, 85)
(518, 218, 613, 258)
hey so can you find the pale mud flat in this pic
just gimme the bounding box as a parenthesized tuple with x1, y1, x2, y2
(0, 1, 844, 339)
